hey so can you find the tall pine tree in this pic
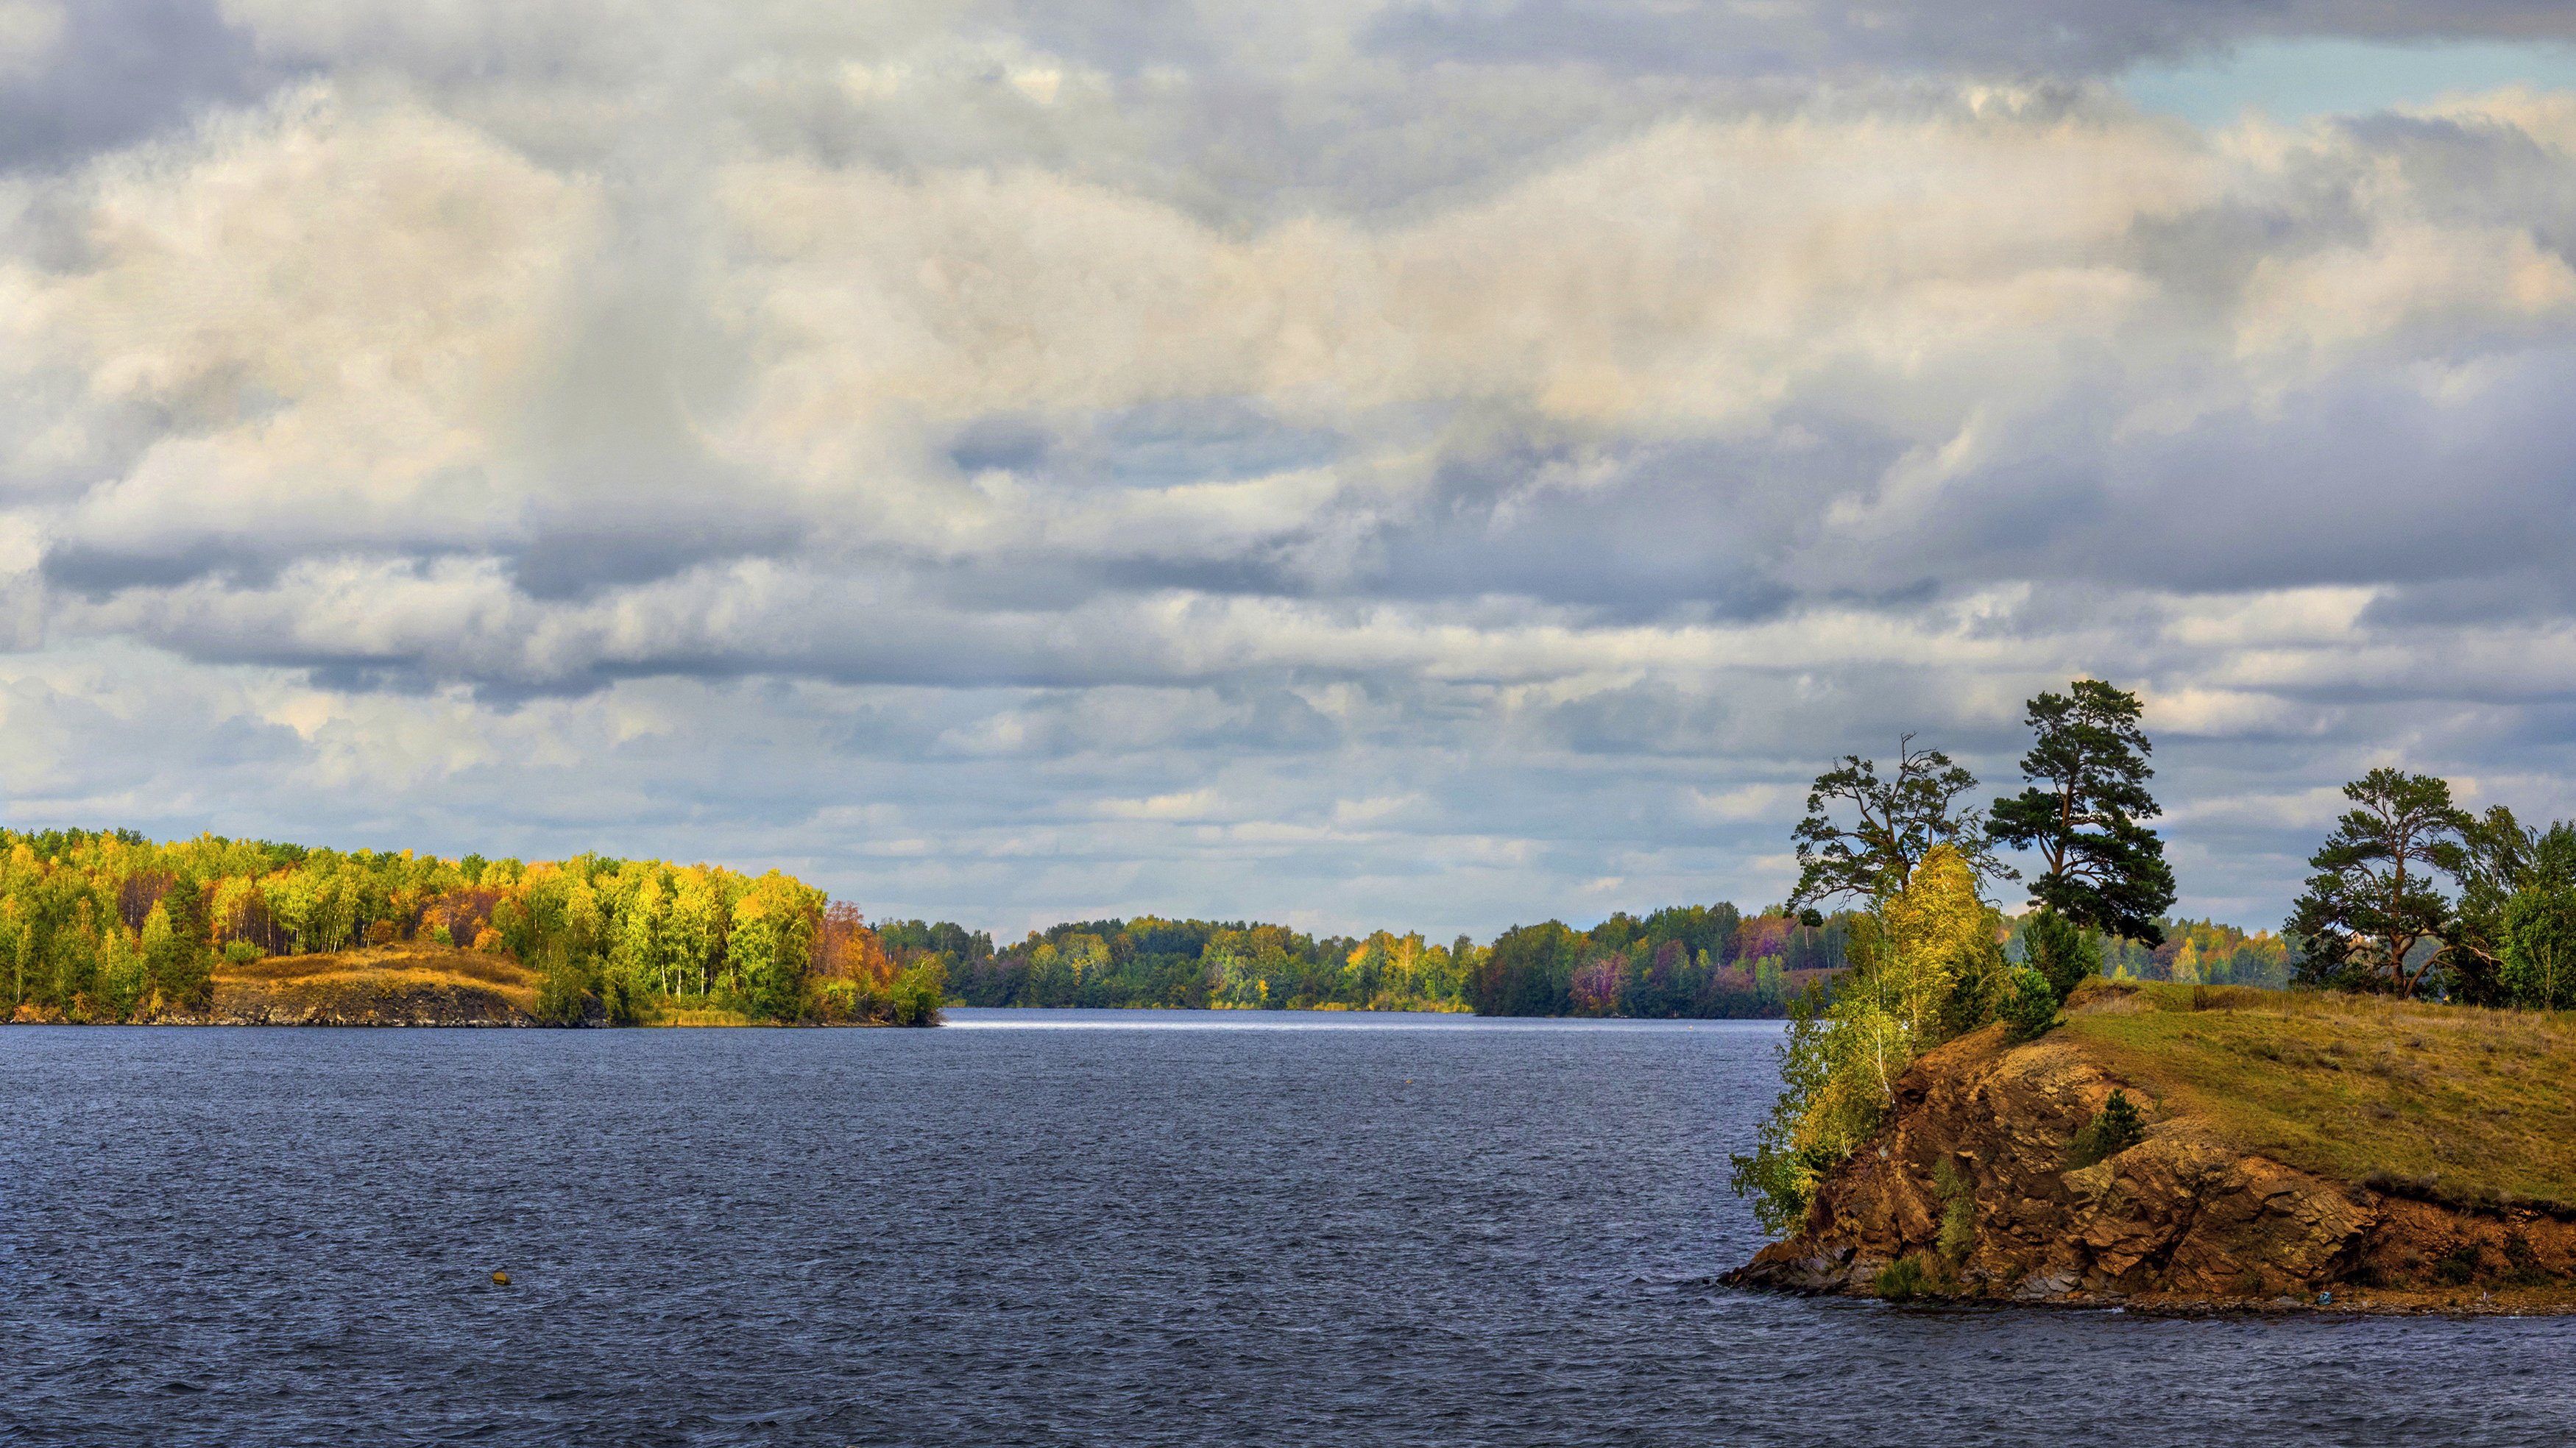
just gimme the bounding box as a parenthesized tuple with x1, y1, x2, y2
(1986, 680, 2176, 944)
(2285, 767, 2468, 998)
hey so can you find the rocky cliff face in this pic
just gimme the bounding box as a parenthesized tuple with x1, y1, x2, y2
(1728, 1022, 2576, 1311)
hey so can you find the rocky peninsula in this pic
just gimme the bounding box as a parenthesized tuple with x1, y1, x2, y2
(1728, 979, 2576, 1314)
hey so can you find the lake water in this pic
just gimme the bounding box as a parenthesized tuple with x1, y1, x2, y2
(5, 1009, 2572, 1446)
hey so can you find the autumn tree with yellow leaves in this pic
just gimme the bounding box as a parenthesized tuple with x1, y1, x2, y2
(1730, 842, 2010, 1235)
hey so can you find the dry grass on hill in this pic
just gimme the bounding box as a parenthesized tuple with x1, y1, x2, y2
(2065, 979, 2576, 1209)
(654, 1007, 760, 1027)
(216, 943, 541, 1013)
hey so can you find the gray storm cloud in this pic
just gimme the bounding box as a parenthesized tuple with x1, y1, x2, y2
(2, 0, 2575, 934)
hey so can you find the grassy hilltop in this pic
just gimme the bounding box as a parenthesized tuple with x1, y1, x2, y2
(220, 940, 542, 1015)
(2066, 980, 2576, 1213)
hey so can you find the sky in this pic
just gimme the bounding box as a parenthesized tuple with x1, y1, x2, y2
(4, 2, 2576, 941)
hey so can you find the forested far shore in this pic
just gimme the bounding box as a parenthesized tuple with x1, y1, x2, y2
(878, 904, 2285, 1016)
(0, 828, 941, 1026)
(921, 904, 1848, 1016)
(1, 824, 2313, 1028)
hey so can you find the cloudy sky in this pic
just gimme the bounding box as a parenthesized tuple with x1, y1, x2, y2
(4, 1, 2575, 939)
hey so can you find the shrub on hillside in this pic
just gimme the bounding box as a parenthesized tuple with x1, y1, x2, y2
(2023, 908, 2101, 1004)
(1999, 965, 2060, 1041)
(1933, 1158, 1976, 1262)
(2064, 1089, 2147, 1168)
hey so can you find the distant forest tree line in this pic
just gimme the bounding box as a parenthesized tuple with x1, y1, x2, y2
(867, 903, 2291, 1017)
(0, 829, 942, 1026)
(897, 906, 1853, 1017)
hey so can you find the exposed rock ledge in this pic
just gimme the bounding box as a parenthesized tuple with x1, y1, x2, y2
(147, 977, 537, 1027)
(1725, 1023, 2576, 1314)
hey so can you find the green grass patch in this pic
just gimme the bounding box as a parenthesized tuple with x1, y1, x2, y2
(1875, 1254, 1939, 1301)
(2062, 980, 2576, 1210)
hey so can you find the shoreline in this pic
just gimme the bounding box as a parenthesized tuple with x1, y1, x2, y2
(7, 944, 937, 1028)
(1724, 1259, 2576, 1316)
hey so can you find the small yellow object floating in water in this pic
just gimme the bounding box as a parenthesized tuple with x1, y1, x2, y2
(491, 1271, 511, 1285)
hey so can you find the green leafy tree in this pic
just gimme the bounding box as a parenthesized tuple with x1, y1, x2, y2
(138, 901, 210, 1010)
(2447, 809, 2572, 1005)
(96, 921, 146, 1020)
(492, 898, 534, 961)
(893, 959, 947, 1026)
(52, 904, 99, 1018)
(664, 870, 723, 996)
(535, 943, 589, 1026)
(1986, 680, 2175, 943)
(1730, 844, 2000, 1236)
(596, 957, 648, 1026)
(2502, 879, 2576, 1012)
(0, 905, 26, 1013)
(1787, 735, 2011, 910)
(1468, 921, 1582, 1016)
(2285, 769, 2469, 998)
(311, 874, 360, 954)
(1727, 981, 1852, 1235)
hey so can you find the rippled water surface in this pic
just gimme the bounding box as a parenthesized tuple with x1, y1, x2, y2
(7, 1011, 2574, 1445)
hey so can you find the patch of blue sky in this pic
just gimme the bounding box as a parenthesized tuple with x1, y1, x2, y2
(1092, 397, 1344, 489)
(2123, 39, 2576, 130)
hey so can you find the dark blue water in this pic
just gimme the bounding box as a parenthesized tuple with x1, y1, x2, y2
(5, 1011, 2572, 1446)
